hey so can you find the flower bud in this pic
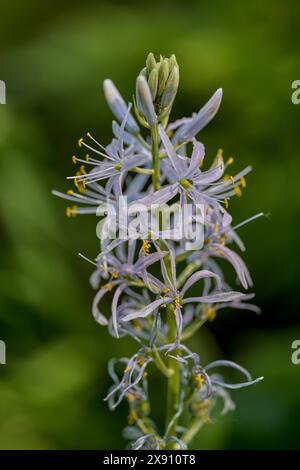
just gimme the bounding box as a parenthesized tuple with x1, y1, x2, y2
(135, 53, 180, 127)
(146, 52, 156, 74)
(148, 68, 158, 101)
(103, 79, 139, 135)
(161, 64, 179, 109)
(135, 75, 157, 128)
(157, 59, 169, 97)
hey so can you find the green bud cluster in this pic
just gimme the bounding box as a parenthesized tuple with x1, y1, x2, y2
(134, 53, 179, 128)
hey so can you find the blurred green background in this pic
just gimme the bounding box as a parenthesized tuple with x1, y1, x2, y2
(0, 0, 299, 449)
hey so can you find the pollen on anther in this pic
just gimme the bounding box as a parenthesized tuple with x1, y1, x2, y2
(235, 186, 242, 197)
(78, 138, 84, 147)
(72, 155, 77, 164)
(240, 176, 246, 188)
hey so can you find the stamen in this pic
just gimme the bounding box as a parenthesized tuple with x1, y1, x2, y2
(72, 155, 77, 164)
(205, 307, 216, 322)
(127, 409, 135, 425)
(78, 138, 84, 147)
(86, 131, 107, 152)
(235, 186, 242, 197)
(103, 282, 114, 291)
(138, 356, 145, 366)
(174, 295, 182, 308)
(133, 319, 142, 331)
(142, 239, 151, 256)
(114, 162, 123, 171)
(194, 372, 205, 389)
(240, 176, 246, 188)
(226, 157, 234, 165)
(111, 270, 119, 279)
(66, 205, 78, 218)
(180, 178, 192, 190)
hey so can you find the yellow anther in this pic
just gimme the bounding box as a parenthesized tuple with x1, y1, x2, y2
(219, 237, 226, 246)
(85, 154, 90, 161)
(226, 157, 234, 165)
(114, 162, 122, 171)
(111, 270, 119, 279)
(240, 176, 246, 188)
(78, 138, 84, 147)
(194, 373, 205, 389)
(133, 319, 142, 331)
(127, 410, 135, 425)
(74, 178, 86, 193)
(138, 356, 145, 366)
(72, 155, 77, 164)
(66, 205, 77, 218)
(80, 164, 86, 174)
(124, 365, 131, 374)
(230, 176, 235, 184)
(205, 307, 216, 322)
(163, 287, 171, 294)
(67, 189, 74, 195)
(224, 198, 229, 209)
(174, 295, 182, 308)
(235, 186, 242, 197)
(142, 239, 151, 256)
(86, 132, 92, 139)
(126, 392, 136, 403)
(103, 282, 114, 291)
(180, 178, 192, 190)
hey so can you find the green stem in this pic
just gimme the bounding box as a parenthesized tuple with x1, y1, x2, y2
(165, 305, 180, 446)
(150, 123, 180, 448)
(181, 417, 204, 445)
(151, 124, 160, 190)
(151, 347, 174, 378)
(181, 316, 207, 342)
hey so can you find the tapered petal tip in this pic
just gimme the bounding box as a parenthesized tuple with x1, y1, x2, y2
(103, 79, 117, 100)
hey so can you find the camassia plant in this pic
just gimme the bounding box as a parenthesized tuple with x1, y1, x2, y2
(54, 53, 264, 450)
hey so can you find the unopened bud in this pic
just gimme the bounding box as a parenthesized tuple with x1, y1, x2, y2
(135, 76, 157, 127)
(103, 79, 139, 134)
(148, 68, 158, 101)
(157, 59, 169, 97)
(146, 52, 156, 74)
(161, 64, 179, 109)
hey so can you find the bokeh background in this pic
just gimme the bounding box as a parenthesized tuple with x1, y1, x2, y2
(0, 0, 299, 449)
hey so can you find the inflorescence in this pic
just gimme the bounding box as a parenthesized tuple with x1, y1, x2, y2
(53, 53, 264, 450)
